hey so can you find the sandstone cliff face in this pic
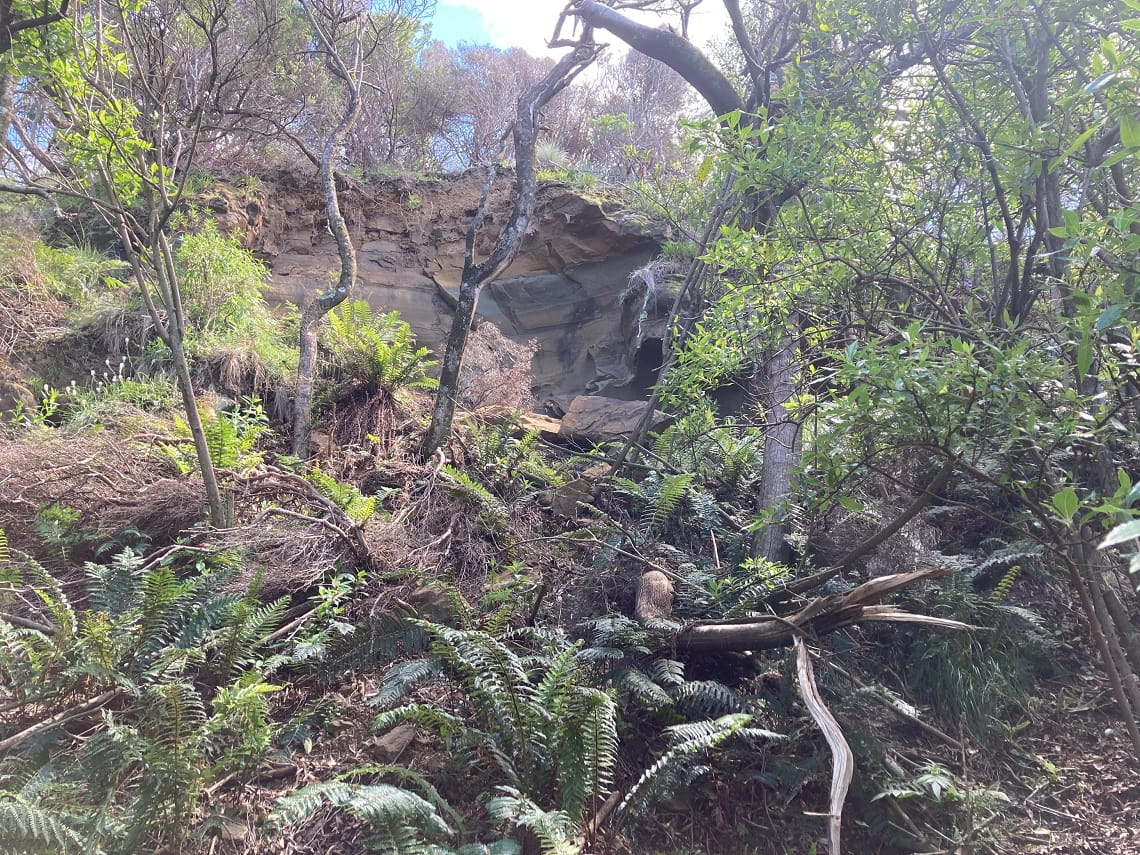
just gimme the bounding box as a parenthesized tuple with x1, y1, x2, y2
(226, 170, 668, 409)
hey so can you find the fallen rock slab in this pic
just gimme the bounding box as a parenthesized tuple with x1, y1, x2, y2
(557, 395, 671, 444)
(469, 406, 562, 440)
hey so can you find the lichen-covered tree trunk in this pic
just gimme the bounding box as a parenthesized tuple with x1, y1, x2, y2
(291, 4, 365, 460)
(421, 41, 598, 457)
(753, 326, 800, 563)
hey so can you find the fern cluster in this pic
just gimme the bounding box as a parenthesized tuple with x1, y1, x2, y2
(272, 766, 524, 854)
(898, 561, 1054, 742)
(440, 464, 505, 516)
(470, 422, 564, 494)
(651, 404, 761, 493)
(365, 623, 619, 850)
(321, 301, 438, 397)
(0, 545, 286, 854)
(619, 714, 783, 819)
(164, 397, 269, 475)
(309, 464, 378, 525)
(611, 471, 696, 536)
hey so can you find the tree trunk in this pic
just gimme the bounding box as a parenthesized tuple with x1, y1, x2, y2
(753, 324, 800, 563)
(291, 5, 365, 460)
(169, 329, 228, 527)
(422, 276, 481, 457)
(0, 66, 13, 146)
(421, 42, 598, 457)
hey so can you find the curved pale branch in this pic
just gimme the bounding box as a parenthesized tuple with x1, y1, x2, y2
(567, 0, 742, 117)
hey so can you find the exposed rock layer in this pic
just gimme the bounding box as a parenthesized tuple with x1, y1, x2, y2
(221, 170, 668, 408)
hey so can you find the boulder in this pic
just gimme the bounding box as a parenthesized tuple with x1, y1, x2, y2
(557, 395, 671, 444)
(551, 477, 597, 519)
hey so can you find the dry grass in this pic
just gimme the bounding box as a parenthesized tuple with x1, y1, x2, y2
(0, 235, 69, 360)
(0, 431, 203, 570)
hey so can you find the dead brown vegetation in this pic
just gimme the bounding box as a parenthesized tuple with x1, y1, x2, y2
(0, 432, 201, 556)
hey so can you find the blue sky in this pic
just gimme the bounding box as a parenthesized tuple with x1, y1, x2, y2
(427, 2, 492, 47)
(425, 1, 566, 54)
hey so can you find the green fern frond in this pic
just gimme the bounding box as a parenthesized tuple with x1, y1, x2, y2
(207, 596, 288, 681)
(0, 795, 85, 855)
(619, 714, 753, 818)
(486, 787, 577, 855)
(989, 564, 1022, 604)
(369, 658, 444, 709)
(649, 658, 686, 687)
(309, 466, 377, 526)
(555, 688, 618, 822)
(84, 548, 145, 617)
(650, 472, 695, 530)
(317, 613, 427, 679)
(345, 764, 466, 834)
(271, 779, 357, 824)
(271, 778, 453, 852)
(533, 642, 583, 720)
(574, 646, 625, 663)
(609, 476, 647, 502)
(977, 543, 1041, 577)
(426, 625, 534, 760)
(141, 680, 208, 748)
(580, 615, 651, 653)
(451, 841, 524, 855)
(478, 600, 517, 637)
(613, 667, 673, 710)
(173, 594, 243, 650)
(24, 560, 76, 645)
(373, 703, 466, 740)
(346, 784, 453, 837)
(672, 680, 752, 717)
(440, 465, 505, 515)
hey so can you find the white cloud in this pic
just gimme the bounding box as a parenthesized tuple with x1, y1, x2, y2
(439, 0, 566, 55)
(440, 0, 729, 57)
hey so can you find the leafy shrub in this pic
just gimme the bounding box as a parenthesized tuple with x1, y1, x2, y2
(175, 221, 270, 335)
(164, 397, 270, 475)
(321, 301, 437, 398)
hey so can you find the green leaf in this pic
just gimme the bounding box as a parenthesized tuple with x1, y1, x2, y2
(1121, 113, 1140, 149)
(1095, 305, 1125, 332)
(1100, 148, 1135, 169)
(836, 496, 864, 512)
(1052, 125, 1098, 167)
(1076, 332, 1093, 379)
(1052, 487, 1079, 521)
(1102, 520, 1140, 549)
(694, 156, 714, 187)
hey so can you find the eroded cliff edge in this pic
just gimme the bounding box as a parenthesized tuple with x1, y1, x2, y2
(212, 170, 670, 409)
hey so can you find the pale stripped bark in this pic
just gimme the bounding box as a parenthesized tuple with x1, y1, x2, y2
(796, 637, 853, 855)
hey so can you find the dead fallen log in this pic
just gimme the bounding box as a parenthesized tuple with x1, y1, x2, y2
(634, 565, 973, 653)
